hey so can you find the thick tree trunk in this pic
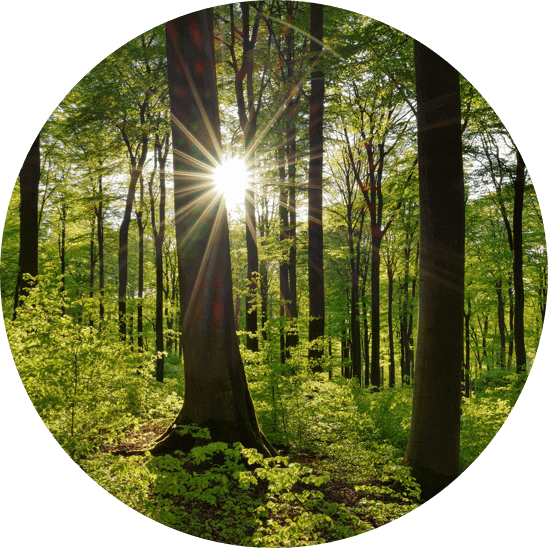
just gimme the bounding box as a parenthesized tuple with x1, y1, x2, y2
(14, 134, 40, 318)
(308, 2, 325, 366)
(513, 151, 527, 373)
(153, 11, 274, 456)
(404, 41, 465, 501)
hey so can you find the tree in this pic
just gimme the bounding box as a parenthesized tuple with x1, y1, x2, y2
(148, 132, 170, 381)
(403, 40, 465, 500)
(14, 134, 40, 318)
(512, 151, 527, 373)
(308, 2, 325, 366)
(151, 9, 274, 456)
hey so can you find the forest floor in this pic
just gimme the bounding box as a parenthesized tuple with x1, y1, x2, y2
(90, 418, 421, 545)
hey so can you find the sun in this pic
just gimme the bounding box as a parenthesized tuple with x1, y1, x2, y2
(212, 157, 250, 210)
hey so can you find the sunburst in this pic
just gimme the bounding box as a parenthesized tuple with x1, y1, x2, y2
(212, 157, 250, 210)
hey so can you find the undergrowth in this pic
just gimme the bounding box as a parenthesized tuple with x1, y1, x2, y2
(7, 286, 525, 545)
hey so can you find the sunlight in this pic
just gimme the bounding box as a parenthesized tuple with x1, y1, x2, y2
(213, 157, 250, 210)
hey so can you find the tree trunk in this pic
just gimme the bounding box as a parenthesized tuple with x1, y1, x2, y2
(152, 11, 274, 456)
(14, 134, 40, 318)
(404, 41, 465, 501)
(495, 280, 506, 368)
(118, 135, 148, 340)
(59, 203, 67, 316)
(148, 135, 167, 381)
(89, 213, 96, 328)
(308, 2, 325, 366)
(370, 235, 381, 388)
(287, 121, 299, 350)
(95, 175, 105, 324)
(278, 144, 290, 363)
(136, 175, 145, 352)
(464, 298, 471, 398)
(513, 151, 527, 373)
(387, 264, 396, 388)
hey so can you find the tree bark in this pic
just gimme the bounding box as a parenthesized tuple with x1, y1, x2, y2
(308, 2, 325, 366)
(148, 135, 168, 381)
(118, 132, 148, 340)
(513, 151, 527, 373)
(278, 144, 290, 363)
(152, 10, 274, 456)
(403, 41, 465, 501)
(387, 263, 396, 387)
(95, 174, 105, 324)
(136, 175, 145, 352)
(14, 134, 40, 318)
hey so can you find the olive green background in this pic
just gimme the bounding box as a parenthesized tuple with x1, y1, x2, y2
(0, 0, 548, 548)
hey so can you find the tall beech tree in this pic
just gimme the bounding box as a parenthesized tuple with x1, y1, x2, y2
(403, 41, 465, 500)
(14, 134, 40, 318)
(513, 151, 527, 373)
(308, 2, 325, 365)
(152, 9, 274, 456)
(148, 133, 170, 382)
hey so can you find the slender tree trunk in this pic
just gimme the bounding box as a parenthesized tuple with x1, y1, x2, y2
(495, 280, 506, 368)
(153, 10, 274, 456)
(513, 151, 527, 373)
(464, 298, 471, 398)
(136, 175, 145, 352)
(387, 264, 396, 388)
(350, 255, 361, 383)
(370, 235, 381, 388)
(89, 214, 96, 328)
(14, 134, 40, 319)
(361, 276, 370, 387)
(287, 121, 299, 349)
(341, 325, 350, 378)
(404, 41, 465, 501)
(59, 203, 67, 316)
(507, 282, 514, 369)
(95, 175, 105, 324)
(278, 144, 290, 363)
(408, 242, 419, 383)
(118, 135, 148, 340)
(149, 135, 167, 381)
(308, 2, 325, 366)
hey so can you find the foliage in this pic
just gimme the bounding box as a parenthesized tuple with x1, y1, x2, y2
(460, 371, 528, 471)
(6, 276, 182, 459)
(85, 424, 420, 546)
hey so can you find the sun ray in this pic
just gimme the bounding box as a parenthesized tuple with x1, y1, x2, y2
(212, 157, 250, 209)
(181, 194, 228, 330)
(169, 35, 223, 164)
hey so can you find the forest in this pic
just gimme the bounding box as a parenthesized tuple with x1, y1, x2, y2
(2, 1, 546, 546)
